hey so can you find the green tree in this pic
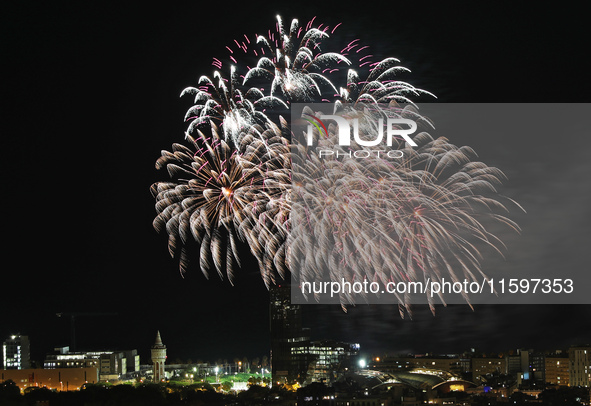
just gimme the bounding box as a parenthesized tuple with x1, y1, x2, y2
(222, 380, 233, 392)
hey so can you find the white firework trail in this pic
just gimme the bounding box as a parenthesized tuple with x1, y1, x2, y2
(152, 16, 521, 314)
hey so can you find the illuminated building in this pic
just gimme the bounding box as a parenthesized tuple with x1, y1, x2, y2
(545, 354, 569, 386)
(531, 352, 545, 383)
(269, 286, 359, 384)
(44, 347, 99, 369)
(370, 356, 412, 371)
(569, 346, 591, 387)
(2, 334, 30, 370)
(371, 355, 469, 378)
(292, 340, 360, 385)
(43, 346, 139, 380)
(506, 349, 535, 385)
(505, 349, 531, 376)
(151, 331, 167, 382)
(471, 357, 504, 380)
(270, 285, 310, 384)
(407, 357, 456, 374)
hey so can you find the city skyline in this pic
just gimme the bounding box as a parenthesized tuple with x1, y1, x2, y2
(3, 302, 591, 369)
(2, 2, 590, 371)
(2, 329, 589, 393)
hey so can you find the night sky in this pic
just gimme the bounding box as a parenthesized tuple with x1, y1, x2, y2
(2, 2, 590, 366)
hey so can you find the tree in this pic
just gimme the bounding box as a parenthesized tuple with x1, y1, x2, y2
(23, 387, 55, 405)
(0, 380, 21, 405)
(222, 381, 233, 392)
(238, 385, 269, 406)
(540, 387, 590, 406)
(248, 376, 262, 386)
(252, 357, 260, 369)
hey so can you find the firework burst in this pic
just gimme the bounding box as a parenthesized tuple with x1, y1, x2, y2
(290, 104, 521, 313)
(152, 16, 521, 311)
(151, 122, 290, 285)
(180, 16, 432, 143)
(242, 16, 351, 102)
(180, 67, 288, 148)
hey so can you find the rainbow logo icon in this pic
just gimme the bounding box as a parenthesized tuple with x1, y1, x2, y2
(302, 113, 329, 138)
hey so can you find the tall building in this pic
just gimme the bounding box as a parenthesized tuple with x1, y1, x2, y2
(531, 352, 545, 383)
(270, 285, 310, 384)
(506, 349, 534, 384)
(545, 354, 569, 386)
(569, 346, 591, 387)
(2, 334, 30, 370)
(151, 331, 167, 382)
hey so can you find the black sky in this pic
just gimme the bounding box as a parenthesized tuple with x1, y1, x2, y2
(1, 2, 590, 365)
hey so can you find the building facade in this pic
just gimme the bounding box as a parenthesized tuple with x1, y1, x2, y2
(471, 357, 504, 380)
(292, 340, 360, 385)
(545, 355, 569, 386)
(569, 346, 591, 387)
(43, 346, 139, 381)
(2, 334, 30, 370)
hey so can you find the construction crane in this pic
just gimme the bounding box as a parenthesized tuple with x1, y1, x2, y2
(56, 312, 118, 351)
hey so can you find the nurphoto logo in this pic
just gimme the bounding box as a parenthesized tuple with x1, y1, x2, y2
(303, 112, 418, 147)
(294, 104, 421, 160)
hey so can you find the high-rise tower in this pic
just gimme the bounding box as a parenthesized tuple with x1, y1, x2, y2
(151, 331, 166, 382)
(569, 346, 591, 387)
(270, 285, 310, 385)
(2, 334, 30, 369)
